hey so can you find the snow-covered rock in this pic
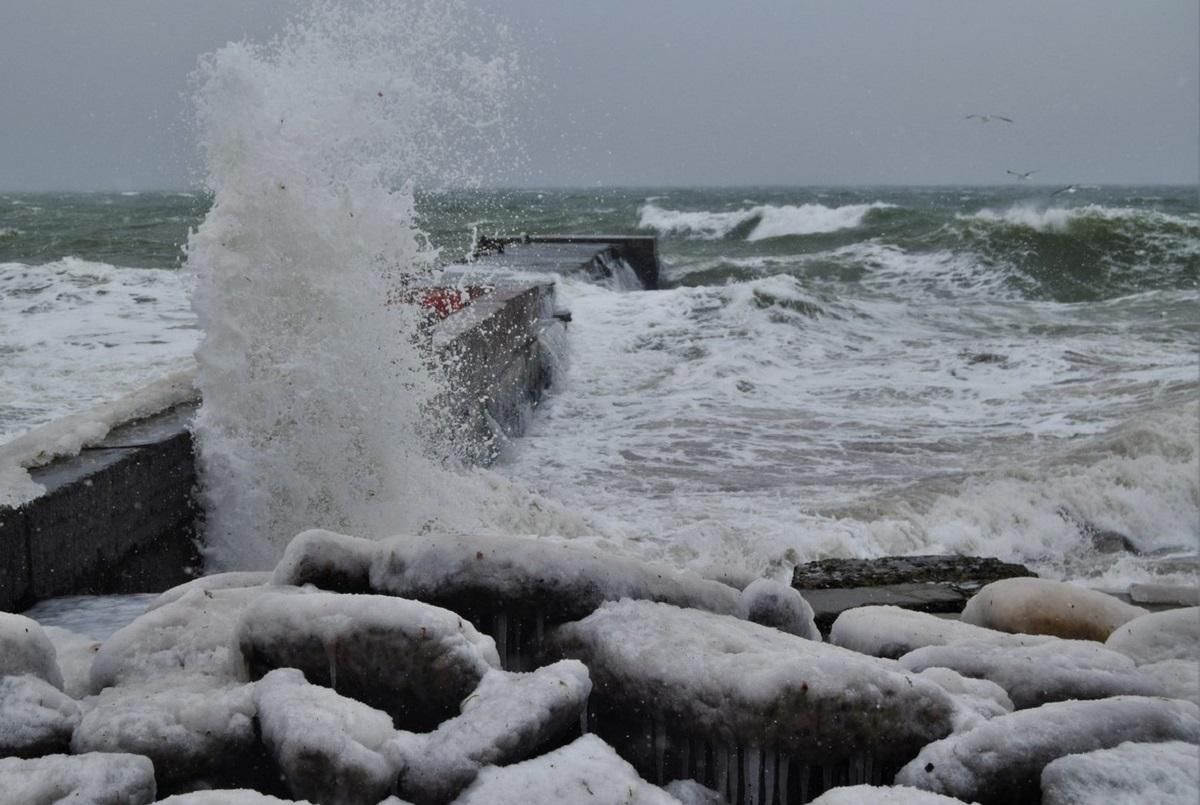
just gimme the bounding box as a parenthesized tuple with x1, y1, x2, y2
(898, 638, 1163, 708)
(960, 578, 1146, 641)
(737, 579, 820, 640)
(1039, 740, 1200, 805)
(157, 793, 313, 804)
(91, 586, 285, 690)
(550, 600, 957, 769)
(148, 571, 273, 611)
(253, 668, 396, 805)
(1105, 606, 1200, 665)
(808, 785, 974, 804)
(0, 674, 81, 757)
(829, 605, 1050, 659)
(272, 529, 377, 593)
(0, 611, 64, 689)
(236, 590, 499, 729)
(390, 661, 591, 803)
(894, 696, 1200, 804)
(72, 678, 257, 786)
(450, 734, 682, 805)
(0, 752, 156, 805)
(43, 625, 100, 699)
(661, 779, 726, 805)
(1138, 658, 1200, 702)
(912, 667, 1013, 726)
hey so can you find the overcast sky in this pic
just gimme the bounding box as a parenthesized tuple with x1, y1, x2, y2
(1, 0, 1196, 189)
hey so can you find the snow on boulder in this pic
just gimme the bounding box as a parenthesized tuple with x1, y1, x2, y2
(830, 605, 1051, 659)
(390, 660, 591, 803)
(272, 529, 378, 593)
(912, 667, 1013, 727)
(367, 533, 742, 623)
(0, 752, 156, 805)
(72, 679, 257, 787)
(1138, 659, 1200, 702)
(253, 668, 396, 805)
(1040, 740, 1200, 805)
(450, 734, 682, 805)
(0, 674, 81, 757)
(662, 779, 726, 805)
(1105, 606, 1200, 665)
(43, 625, 100, 699)
(894, 696, 1200, 805)
(960, 578, 1146, 641)
(898, 638, 1164, 709)
(91, 586, 290, 691)
(0, 611, 64, 689)
(550, 600, 958, 772)
(236, 591, 500, 729)
(157, 793, 314, 804)
(147, 571, 273, 611)
(808, 785, 974, 804)
(738, 579, 820, 640)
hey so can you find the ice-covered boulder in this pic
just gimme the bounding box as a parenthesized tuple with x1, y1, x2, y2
(236, 590, 500, 729)
(551, 600, 958, 777)
(894, 696, 1200, 804)
(960, 577, 1145, 641)
(912, 667, 1013, 726)
(254, 668, 396, 805)
(662, 779, 726, 804)
(91, 586, 287, 690)
(390, 660, 591, 803)
(450, 734, 682, 805)
(43, 625, 101, 699)
(272, 529, 378, 593)
(1039, 740, 1200, 805)
(148, 571, 273, 611)
(829, 605, 1051, 659)
(157, 793, 313, 804)
(807, 785, 974, 804)
(1139, 658, 1200, 702)
(0, 752, 156, 805)
(738, 579, 820, 640)
(1105, 606, 1200, 665)
(898, 637, 1164, 708)
(72, 678, 257, 786)
(0, 611, 64, 689)
(0, 674, 81, 757)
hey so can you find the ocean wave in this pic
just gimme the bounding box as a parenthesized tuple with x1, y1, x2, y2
(638, 201, 894, 241)
(0, 227, 23, 239)
(960, 203, 1200, 234)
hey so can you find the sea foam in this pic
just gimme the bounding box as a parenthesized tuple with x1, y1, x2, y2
(638, 201, 892, 240)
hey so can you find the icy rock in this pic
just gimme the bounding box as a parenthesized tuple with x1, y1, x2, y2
(450, 734, 682, 805)
(148, 571, 273, 611)
(0, 752, 156, 805)
(829, 605, 1051, 659)
(550, 600, 957, 765)
(254, 668, 396, 805)
(1039, 740, 1200, 805)
(960, 577, 1146, 641)
(43, 625, 101, 699)
(272, 529, 378, 593)
(912, 667, 1013, 727)
(662, 779, 726, 805)
(1105, 606, 1200, 665)
(367, 533, 742, 623)
(390, 660, 591, 803)
(72, 678, 257, 786)
(157, 793, 314, 804)
(236, 591, 499, 729)
(807, 785, 974, 804)
(0, 674, 81, 757)
(738, 579, 820, 640)
(1138, 658, 1200, 702)
(894, 696, 1200, 804)
(898, 637, 1163, 708)
(0, 611, 64, 689)
(92, 586, 286, 690)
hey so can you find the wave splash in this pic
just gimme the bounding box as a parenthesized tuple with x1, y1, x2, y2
(638, 201, 893, 241)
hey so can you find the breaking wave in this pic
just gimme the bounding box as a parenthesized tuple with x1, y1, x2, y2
(638, 201, 894, 241)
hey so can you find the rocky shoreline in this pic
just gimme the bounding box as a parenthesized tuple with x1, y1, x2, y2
(2, 531, 1197, 804)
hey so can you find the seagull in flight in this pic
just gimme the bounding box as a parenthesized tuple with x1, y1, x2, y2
(1050, 184, 1080, 197)
(965, 114, 1013, 123)
(1006, 169, 1038, 180)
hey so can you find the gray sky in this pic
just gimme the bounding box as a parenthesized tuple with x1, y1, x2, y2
(1, 0, 1196, 189)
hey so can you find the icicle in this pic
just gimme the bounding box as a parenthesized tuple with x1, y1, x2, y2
(579, 696, 590, 734)
(512, 616, 523, 671)
(535, 610, 545, 649)
(798, 763, 809, 803)
(322, 636, 338, 690)
(729, 747, 739, 803)
(746, 745, 761, 805)
(851, 753, 865, 786)
(763, 749, 775, 805)
(678, 736, 692, 780)
(654, 717, 666, 784)
(778, 755, 789, 805)
(821, 764, 833, 794)
(696, 739, 709, 785)
(493, 612, 508, 669)
(716, 744, 729, 800)
(865, 753, 876, 785)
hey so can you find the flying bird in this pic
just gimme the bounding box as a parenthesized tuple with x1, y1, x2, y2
(1050, 184, 1080, 197)
(1006, 169, 1038, 180)
(965, 114, 1013, 123)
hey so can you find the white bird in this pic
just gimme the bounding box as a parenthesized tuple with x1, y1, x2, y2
(1050, 184, 1079, 197)
(965, 114, 1013, 123)
(1006, 169, 1038, 180)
